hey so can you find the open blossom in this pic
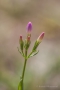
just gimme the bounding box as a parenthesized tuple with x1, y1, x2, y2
(37, 32, 45, 42)
(26, 22, 32, 32)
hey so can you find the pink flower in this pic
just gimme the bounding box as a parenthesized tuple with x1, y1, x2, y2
(26, 22, 32, 32)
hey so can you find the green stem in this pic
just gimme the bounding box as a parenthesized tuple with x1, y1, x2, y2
(21, 50, 27, 90)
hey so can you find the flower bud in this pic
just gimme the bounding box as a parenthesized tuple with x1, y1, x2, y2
(37, 32, 45, 42)
(19, 35, 24, 53)
(24, 36, 31, 50)
(20, 35, 22, 41)
(26, 22, 32, 32)
(32, 32, 45, 51)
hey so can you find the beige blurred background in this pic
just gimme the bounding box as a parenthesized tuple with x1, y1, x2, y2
(0, 0, 60, 90)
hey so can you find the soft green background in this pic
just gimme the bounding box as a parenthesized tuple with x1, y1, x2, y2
(0, 0, 60, 90)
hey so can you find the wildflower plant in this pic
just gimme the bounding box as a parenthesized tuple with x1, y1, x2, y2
(17, 22, 45, 90)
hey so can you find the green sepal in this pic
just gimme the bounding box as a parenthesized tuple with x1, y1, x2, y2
(24, 39, 31, 50)
(32, 41, 39, 51)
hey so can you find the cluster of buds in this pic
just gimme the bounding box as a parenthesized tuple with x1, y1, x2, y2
(18, 22, 45, 90)
(19, 22, 45, 58)
(19, 22, 32, 52)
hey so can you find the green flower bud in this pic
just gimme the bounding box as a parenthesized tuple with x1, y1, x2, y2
(19, 35, 24, 53)
(32, 32, 45, 51)
(24, 36, 31, 50)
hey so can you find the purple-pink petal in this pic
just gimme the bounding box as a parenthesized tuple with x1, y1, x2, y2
(26, 22, 32, 32)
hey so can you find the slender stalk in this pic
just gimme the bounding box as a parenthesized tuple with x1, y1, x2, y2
(21, 49, 27, 90)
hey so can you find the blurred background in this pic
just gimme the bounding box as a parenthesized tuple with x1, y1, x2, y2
(0, 0, 60, 90)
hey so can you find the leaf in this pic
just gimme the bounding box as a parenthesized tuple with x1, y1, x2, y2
(28, 50, 39, 58)
(17, 47, 25, 57)
(18, 79, 22, 90)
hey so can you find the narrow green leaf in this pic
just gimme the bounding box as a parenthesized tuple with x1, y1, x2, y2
(17, 47, 25, 58)
(18, 79, 22, 90)
(28, 50, 39, 58)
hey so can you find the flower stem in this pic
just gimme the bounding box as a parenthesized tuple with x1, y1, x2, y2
(21, 49, 27, 90)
